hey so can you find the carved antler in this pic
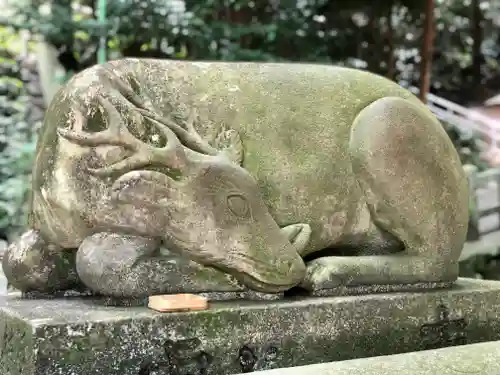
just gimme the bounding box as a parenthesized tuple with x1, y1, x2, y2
(136, 108, 218, 157)
(57, 94, 220, 177)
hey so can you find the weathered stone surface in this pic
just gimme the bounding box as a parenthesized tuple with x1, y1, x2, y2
(250, 341, 500, 375)
(2, 278, 500, 375)
(3, 59, 468, 298)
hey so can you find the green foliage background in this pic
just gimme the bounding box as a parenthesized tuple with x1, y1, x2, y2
(0, 34, 37, 240)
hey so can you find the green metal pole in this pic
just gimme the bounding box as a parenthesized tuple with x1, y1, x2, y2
(97, 0, 107, 64)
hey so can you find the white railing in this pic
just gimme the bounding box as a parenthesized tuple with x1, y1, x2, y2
(429, 94, 500, 152)
(409, 86, 500, 156)
(464, 164, 500, 241)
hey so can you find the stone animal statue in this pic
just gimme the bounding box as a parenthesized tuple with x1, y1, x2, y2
(3, 59, 469, 298)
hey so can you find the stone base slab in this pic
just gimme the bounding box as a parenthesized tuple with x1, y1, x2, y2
(2, 278, 500, 375)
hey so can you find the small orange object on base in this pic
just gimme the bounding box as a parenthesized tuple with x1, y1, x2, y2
(148, 294, 209, 313)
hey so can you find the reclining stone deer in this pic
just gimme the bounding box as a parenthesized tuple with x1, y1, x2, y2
(3, 59, 469, 298)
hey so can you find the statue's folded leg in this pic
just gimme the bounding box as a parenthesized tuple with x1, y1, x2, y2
(75, 232, 245, 298)
(2, 229, 81, 293)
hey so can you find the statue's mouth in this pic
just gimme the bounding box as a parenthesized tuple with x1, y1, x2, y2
(232, 255, 307, 293)
(235, 272, 298, 293)
(225, 224, 310, 293)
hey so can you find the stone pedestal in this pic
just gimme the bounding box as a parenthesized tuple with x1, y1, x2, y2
(2, 278, 500, 375)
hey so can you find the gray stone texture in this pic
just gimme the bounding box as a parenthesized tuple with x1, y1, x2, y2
(250, 341, 500, 375)
(2, 278, 500, 375)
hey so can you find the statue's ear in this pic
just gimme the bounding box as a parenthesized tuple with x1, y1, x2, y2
(213, 128, 244, 165)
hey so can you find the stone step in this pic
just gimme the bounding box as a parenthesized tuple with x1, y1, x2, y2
(250, 340, 500, 375)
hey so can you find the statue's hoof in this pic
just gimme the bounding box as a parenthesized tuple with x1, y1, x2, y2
(280, 223, 312, 256)
(299, 257, 345, 291)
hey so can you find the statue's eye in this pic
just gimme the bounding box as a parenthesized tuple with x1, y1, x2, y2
(227, 194, 250, 217)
